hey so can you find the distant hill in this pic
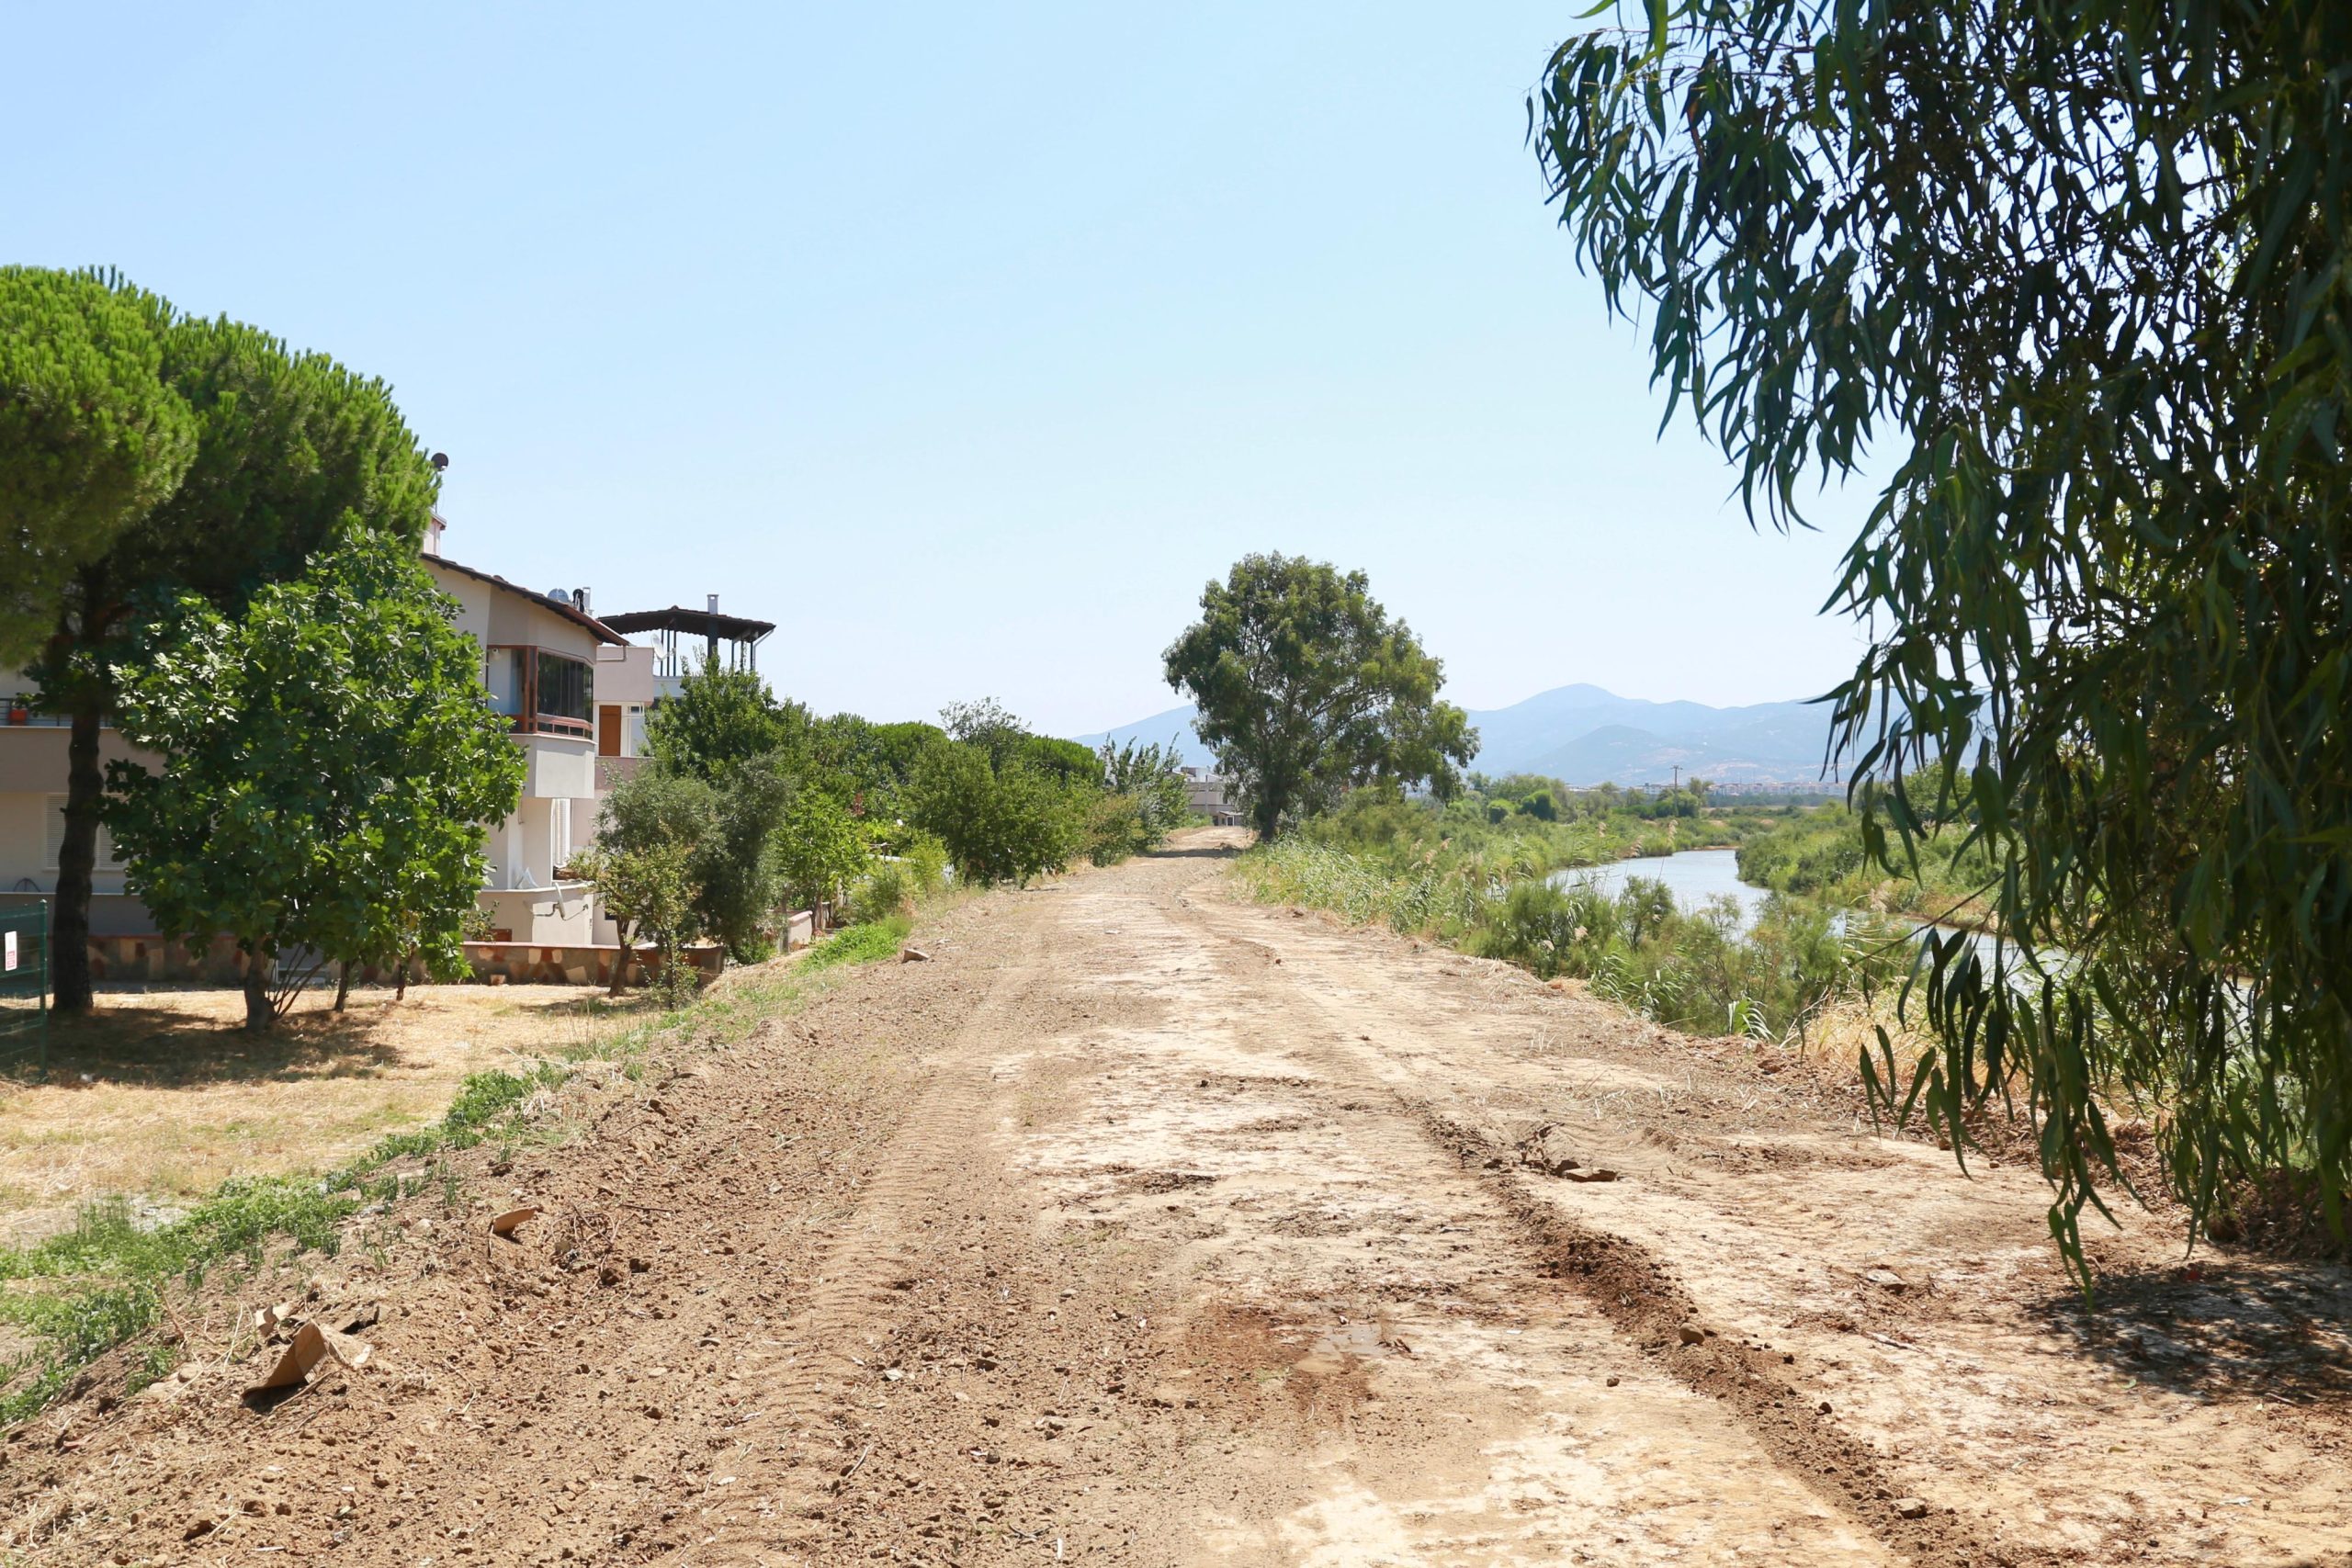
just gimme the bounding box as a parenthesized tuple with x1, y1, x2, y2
(1073, 705, 1218, 769)
(1073, 685, 1846, 787)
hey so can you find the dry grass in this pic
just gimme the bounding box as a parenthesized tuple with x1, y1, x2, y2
(0, 983, 648, 1245)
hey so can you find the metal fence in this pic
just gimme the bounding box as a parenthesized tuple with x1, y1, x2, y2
(0, 902, 50, 1078)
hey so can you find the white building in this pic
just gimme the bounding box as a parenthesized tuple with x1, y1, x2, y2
(1182, 766, 1244, 827)
(417, 550, 626, 944)
(0, 528, 642, 952)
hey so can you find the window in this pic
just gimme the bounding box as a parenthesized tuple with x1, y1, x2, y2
(537, 650, 592, 726)
(484, 647, 525, 718)
(481, 646, 594, 736)
(45, 797, 122, 872)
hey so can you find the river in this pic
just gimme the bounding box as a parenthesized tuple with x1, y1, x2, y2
(1553, 847, 2004, 962)
(1552, 848, 1768, 931)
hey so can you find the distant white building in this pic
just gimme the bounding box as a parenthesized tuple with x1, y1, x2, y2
(1182, 766, 1244, 827)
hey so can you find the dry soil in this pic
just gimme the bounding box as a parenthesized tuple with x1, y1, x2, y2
(5, 832, 2346, 1566)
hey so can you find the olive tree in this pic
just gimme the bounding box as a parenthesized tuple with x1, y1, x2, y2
(1536, 0, 2352, 1264)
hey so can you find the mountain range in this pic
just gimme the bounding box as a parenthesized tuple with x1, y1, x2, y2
(1073, 683, 1849, 789)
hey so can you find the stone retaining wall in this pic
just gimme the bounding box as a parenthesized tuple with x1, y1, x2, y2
(458, 941, 722, 988)
(75, 933, 718, 990)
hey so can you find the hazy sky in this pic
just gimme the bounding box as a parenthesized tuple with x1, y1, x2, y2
(8, 3, 1877, 735)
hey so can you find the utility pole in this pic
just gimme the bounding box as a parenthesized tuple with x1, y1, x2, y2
(1671, 764, 1680, 793)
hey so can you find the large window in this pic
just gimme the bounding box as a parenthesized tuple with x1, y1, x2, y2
(537, 650, 592, 727)
(483, 646, 594, 737)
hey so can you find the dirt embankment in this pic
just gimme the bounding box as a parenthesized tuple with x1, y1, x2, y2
(5, 831, 2347, 1566)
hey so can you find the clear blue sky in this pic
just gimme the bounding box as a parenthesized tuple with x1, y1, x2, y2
(7, 2, 1875, 736)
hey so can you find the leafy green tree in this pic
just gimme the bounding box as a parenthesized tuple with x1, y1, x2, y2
(939, 697, 1023, 759)
(105, 537, 523, 1031)
(1080, 792, 1146, 867)
(697, 753, 793, 959)
(1163, 554, 1476, 840)
(0, 268, 196, 669)
(1099, 739, 1193, 851)
(910, 743, 1080, 887)
(644, 657, 805, 782)
(585, 840, 700, 1000)
(800, 714, 955, 820)
(1536, 0, 2352, 1263)
(595, 756, 797, 964)
(775, 786, 871, 930)
(594, 768, 722, 998)
(23, 305, 436, 1014)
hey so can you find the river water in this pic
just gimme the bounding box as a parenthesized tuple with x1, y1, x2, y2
(1552, 849, 1768, 930)
(1553, 847, 2004, 962)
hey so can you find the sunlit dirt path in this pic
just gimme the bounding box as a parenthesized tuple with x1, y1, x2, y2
(11, 832, 2347, 1567)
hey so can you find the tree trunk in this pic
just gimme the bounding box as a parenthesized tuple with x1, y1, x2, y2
(1252, 785, 1284, 842)
(608, 919, 633, 998)
(334, 960, 351, 1012)
(243, 948, 277, 1032)
(51, 702, 106, 1015)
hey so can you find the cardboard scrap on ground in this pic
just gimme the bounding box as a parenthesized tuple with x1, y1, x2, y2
(490, 1205, 540, 1237)
(244, 1323, 370, 1397)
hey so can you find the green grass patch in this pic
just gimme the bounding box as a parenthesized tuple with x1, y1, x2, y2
(0, 1056, 575, 1422)
(0, 909, 925, 1426)
(800, 915, 910, 972)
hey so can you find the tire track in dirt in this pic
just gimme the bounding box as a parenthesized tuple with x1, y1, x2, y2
(996, 858, 1901, 1563)
(1168, 889, 1994, 1568)
(673, 915, 1050, 1562)
(1177, 885, 2352, 1567)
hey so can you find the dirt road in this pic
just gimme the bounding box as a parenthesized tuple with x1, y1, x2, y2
(10, 833, 2348, 1566)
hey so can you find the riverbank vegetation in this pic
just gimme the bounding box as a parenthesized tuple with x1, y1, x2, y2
(1233, 781, 1907, 1041)
(1736, 800, 1997, 932)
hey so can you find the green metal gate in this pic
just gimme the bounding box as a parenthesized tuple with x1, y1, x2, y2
(0, 902, 50, 1078)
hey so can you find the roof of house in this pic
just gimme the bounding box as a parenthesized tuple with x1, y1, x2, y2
(599, 605, 776, 642)
(424, 555, 627, 646)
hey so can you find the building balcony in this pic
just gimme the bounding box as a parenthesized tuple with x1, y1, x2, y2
(514, 731, 597, 800)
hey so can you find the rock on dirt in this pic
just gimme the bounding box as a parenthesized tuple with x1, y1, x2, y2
(1515, 1122, 1583, 1176)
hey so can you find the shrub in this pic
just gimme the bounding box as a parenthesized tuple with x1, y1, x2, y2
(845, 863, 912, 925)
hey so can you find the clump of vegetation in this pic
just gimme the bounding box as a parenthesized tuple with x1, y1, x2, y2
(1736, 795, 1997, 931)
(1235, 779, 1907, 1040)
(1164, 553, 1476, 839)
(1469, 876, 1907, 1040)
(800, 915, 910, 972)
